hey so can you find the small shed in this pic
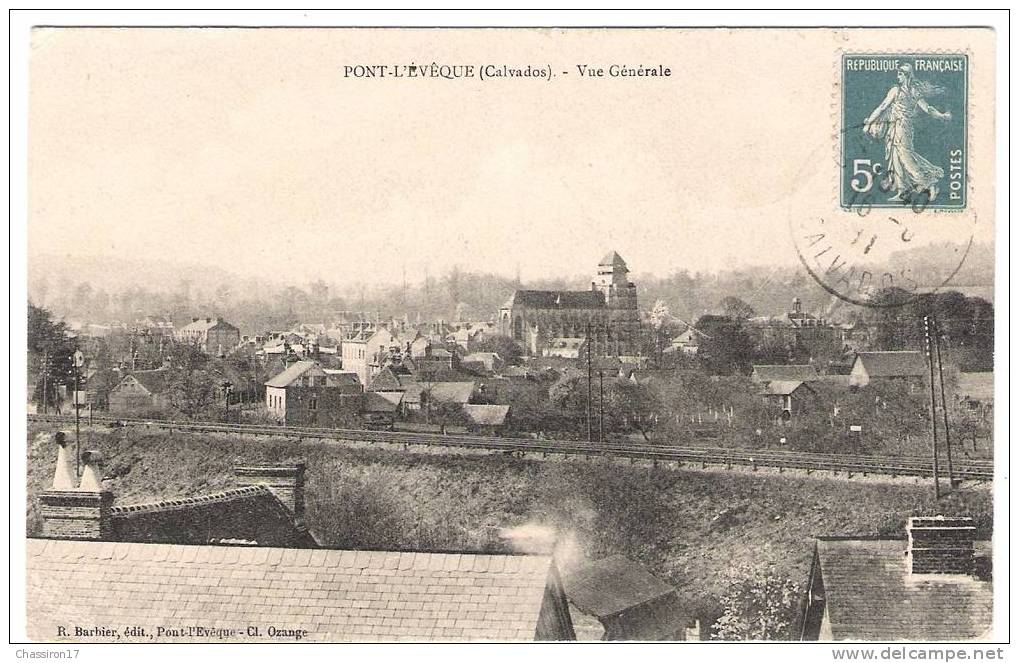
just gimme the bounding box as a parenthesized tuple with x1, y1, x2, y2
(560, 555, 685, 641)
(760, 380, 815, 417)
(462, 404, 510, 434)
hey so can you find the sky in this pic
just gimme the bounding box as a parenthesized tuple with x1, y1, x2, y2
(27, 28, 995, 287)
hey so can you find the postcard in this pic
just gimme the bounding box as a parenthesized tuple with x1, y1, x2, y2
(17, 21, 1000, 646)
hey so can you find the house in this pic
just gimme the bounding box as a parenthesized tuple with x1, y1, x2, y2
(800, 517, 992, 641)
(264, 360, 363, 427)
(361, 391, 400, 428)
(751, 364, 819, 384)
(955, 372, 994, 418)
(78, 366, 120, 411)
(28, 440, 577, 642)
(175, 317, 241, 357)
(463, 404, 510, 434)
(560, 555, 686, 640)
(107, 369, 172, 412)
(420, 381, 476, 408)
(760, 380, 815, 419)
(670, 326, 708, 355)
(462, 351, 504, 373)
(746, 298, 841, 350)
(341, 327, 394, 386)
(849, 351, 927, 388)
(544, 337, 588, 359)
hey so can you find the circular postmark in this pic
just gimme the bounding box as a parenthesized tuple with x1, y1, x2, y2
(789, 121, 976, 308)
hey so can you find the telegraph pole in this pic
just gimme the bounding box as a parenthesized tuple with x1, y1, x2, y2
(932, 315, 956, 487)
(586, 322, 593, 445)
(41, 348, 49, 414)
(922, 316, 941, 499)
(598, 369, 604, 444)
(72, 348, 84, 477)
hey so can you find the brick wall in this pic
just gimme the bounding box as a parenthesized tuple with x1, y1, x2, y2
(39, 490, 113, 540)
(234, 463, 306, 519)
(907, 517, 976, 575)
(109, 487, 314, 547)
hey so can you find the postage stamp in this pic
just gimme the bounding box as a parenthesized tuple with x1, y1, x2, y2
(840, 53, 968, 211)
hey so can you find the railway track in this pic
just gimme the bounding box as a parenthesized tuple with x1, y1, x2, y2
(27, 413, 995, 481)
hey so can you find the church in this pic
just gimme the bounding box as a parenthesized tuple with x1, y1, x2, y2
(498, 252, 641, 357)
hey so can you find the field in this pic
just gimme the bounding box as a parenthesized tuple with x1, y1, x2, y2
(26, 422, 993, 635)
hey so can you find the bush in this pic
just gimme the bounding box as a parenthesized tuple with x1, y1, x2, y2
(711, 568, 800, 641)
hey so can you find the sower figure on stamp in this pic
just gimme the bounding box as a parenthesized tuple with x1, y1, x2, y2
(863, 63, 952, 203)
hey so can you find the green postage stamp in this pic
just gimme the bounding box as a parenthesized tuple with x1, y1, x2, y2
(841, 53, 968, 210)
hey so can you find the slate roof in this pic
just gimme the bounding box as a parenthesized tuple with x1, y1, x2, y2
(322, 370, 361, 387)
(761, 380, 810, 397)
(123, 369, 172, 395)
(599, 251, 628, 268)
(561, 555, 675, 619)
(368, 366, 414, 392)
(26, 539, 557, 642)
(752, 364, 819, 383)
(814, 539, 992, 641)
(462, 352, 502, 369)
(508, 290, 606, 310)
(560, 555, 684, 640)
(854, 351, 927, 378)
(364, 391, 401, 413)
(463, 404, 510, 427)
(423, 382, 476, 405)
(265, 360, 324, 388)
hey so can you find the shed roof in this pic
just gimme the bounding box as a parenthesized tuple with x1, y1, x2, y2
(560, 555, 674, 617)
(26, 539, 557, 642)
(463, 404, 510, 426)
(815, 538, 992, 641)
(761, 380, 810, 396)
(854, 351, 927, 378)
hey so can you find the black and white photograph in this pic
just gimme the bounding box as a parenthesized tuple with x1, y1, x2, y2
(8, 9, 1009, 657)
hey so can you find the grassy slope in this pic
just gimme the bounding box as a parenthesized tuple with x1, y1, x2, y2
(27, 423, 992, 629)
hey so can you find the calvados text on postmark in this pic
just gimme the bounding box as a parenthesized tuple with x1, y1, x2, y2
(840, 53, 968, 211)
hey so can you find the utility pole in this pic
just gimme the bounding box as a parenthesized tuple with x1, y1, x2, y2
(598, 369, 604, 444)
(72, 348, 84, 477)
(922, 316, 941, 499)
(586, 322, 593, 445)
(41, 348, 49, 414)
(932, 315, 957, 487)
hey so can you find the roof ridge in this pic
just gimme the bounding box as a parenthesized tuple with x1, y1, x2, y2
(109, 485, 272, 516)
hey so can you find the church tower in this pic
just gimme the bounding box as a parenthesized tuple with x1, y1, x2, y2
(593, 251, 638, 310)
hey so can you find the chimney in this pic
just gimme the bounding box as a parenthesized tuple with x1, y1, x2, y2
(192, 317, 199, 322)
(39, 450, 112, 540)
(907, 516, 977, 576)
(233, 462, 305, 519)
(51, 431, 76, 490)
(78, 450, 104, 491)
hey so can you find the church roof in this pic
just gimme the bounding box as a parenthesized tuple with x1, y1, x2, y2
(508, 290, 606, 310)
(599, 251, 628, 268)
